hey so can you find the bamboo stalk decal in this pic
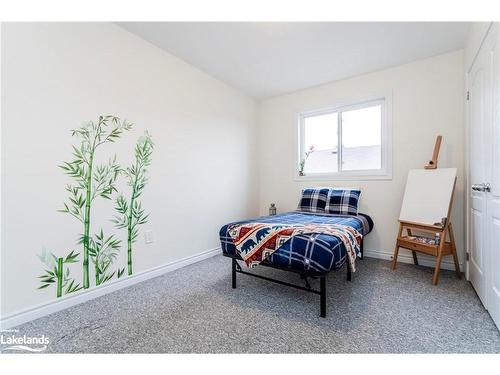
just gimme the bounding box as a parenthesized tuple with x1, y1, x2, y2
(59, 115, 132, 289)
(38, 249, 81, 297)
(83, 149, 93, 289)
(113, 132, 154, 276)
(127, 210, 133, 275)
(95, 251, 99, 286)
(56, 257, 63, 298)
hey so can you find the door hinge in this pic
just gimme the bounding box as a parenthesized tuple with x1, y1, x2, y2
(466, 252, 470, 261)
(467, 91, 470, 100)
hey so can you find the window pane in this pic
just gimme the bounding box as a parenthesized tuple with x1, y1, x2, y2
(303, 113, 338, 174)
(341, 105, 382, 171)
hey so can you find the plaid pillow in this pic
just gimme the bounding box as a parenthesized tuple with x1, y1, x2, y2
(325, 188, 361, 216)
(297, 188, 330, 213)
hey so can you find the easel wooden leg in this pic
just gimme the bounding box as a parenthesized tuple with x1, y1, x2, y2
(391, 223, 403, 270)
(432, 238, 445, 285)
(406, 228, 419, 265)
(448, 223, 461, 279)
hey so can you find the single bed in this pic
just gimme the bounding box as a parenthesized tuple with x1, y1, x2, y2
(219, 204, 374, 317)
(220, 211, 373, 273)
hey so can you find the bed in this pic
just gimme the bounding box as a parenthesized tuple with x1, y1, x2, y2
(220, 211, 373, 273)
(219, 188, 373, 317)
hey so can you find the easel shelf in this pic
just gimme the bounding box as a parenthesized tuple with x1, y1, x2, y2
(392, 220, 461, 285)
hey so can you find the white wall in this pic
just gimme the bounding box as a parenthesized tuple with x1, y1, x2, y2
(1, 23, 258, 318)
(257, 50, 465, 268)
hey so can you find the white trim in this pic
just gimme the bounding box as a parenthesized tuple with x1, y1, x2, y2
(363, 248, 464, 272)
(295, 92, 393, 181)
(294, 170, 393, 182)
(465, 64, 472, 281)
(0, 247, 220, 330)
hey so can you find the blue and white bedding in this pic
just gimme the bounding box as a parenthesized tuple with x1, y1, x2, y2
(220, 211, 373, 274)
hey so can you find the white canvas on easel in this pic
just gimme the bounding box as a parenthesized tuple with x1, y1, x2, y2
(399, 168, 457, 226)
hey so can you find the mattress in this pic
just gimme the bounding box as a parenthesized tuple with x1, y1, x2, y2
(219, 211, 374, 274)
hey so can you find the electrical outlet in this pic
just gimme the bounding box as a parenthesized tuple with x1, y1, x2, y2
(144, 230, 154, 244)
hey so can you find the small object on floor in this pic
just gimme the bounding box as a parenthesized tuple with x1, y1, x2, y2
(269, 203, 277, 216)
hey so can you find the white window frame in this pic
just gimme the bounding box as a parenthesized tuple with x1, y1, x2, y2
(295, 94, 392, 181)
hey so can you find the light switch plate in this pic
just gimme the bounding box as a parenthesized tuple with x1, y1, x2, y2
(144, 230, 154, 244)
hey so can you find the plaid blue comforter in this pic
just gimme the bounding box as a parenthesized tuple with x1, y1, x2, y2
(219, 211, 373, 274)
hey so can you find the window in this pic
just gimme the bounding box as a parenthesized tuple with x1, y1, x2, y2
(297, 97, 391, 180)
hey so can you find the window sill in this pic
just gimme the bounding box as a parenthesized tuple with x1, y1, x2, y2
(294, 171, 392, 182)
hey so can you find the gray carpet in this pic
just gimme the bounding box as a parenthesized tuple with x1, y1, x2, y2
(6, 256, 500, 353)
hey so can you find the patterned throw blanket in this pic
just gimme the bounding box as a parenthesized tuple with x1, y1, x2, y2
(227, 222, 361, 271)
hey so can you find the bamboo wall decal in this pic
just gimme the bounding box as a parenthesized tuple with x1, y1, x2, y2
(59, 116, 132, 289)
(37, 116, 153, 298)
(113, 132, 154, 276)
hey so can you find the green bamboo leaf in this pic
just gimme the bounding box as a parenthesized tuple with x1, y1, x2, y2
(69, 285, 80, 293)
(68, 284, 82, 293)
(65, 280, 75, 293)
(138, 216, 149, 225)
(101, 262, 110, 274)
(39, 277, 55, 283)
(117, 269, 124, 278)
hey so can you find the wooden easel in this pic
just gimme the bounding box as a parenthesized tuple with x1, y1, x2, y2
(391, 136, 461, 285)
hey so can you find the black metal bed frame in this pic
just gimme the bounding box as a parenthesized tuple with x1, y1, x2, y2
(226, 239, 363, 318)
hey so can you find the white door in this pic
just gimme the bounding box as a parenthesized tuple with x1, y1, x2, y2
(487, 30, 500, 329)
(469, 44, 490, 306)
(469, 24, 500, 330)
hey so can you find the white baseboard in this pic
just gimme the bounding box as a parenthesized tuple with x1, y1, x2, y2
(363, 248, 463, 272)
(0, 247, 220, 330)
